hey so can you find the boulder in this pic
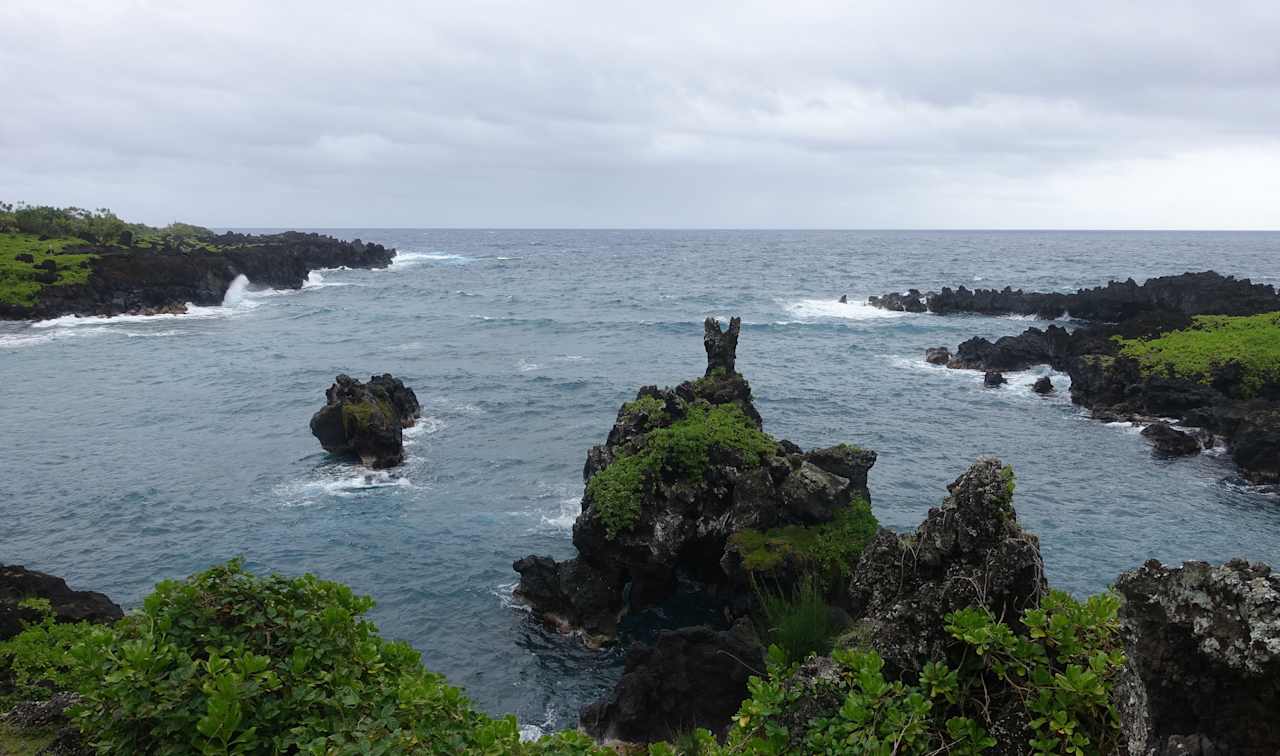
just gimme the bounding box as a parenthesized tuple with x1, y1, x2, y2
(924, 346, 951, 365)
(847, 458, 1047, 675)
(1141, 422, 1201, 456)
(579, 620, 764, 743)
(309, 374, 420, 468)
(867, 289, 927, 313)
(984, 370, 1006, 387)
(14, 253, 34, 263)
(510, 556, 623, 644)
(0, 566, 123, 642)
(1114, 559, 1280, 756)
(1032, 375, 1054, 394)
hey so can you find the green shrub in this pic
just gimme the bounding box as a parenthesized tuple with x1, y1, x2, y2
(588, 403, 777, 538)
(0, 599, 99, 709)
(729, 497, 879, 586)
(1115, 311, 1280, 397)
(66, 560, 606, 755)
(754, 576, 838, 666)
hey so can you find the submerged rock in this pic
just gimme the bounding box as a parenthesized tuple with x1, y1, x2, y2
(983, 370, 1006, 387)
(1032, 375, 1054, 394)
(847, 458, 1047, 675)
(309, 374, 420, 468)
(0, 566, 122, 642)
(579, 620, 764, 744)
(1114, 559, 1280, 756)
(924, 346, 951, 365)
(1141, 422, 1201, 456)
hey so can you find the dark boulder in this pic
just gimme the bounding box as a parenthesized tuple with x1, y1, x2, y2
(1114, 559, 1280, 756)
(0, 566, 123, 642)
(14, 253, 34, 263)
(838, 294, 848, 304)
(984, 370, 1006, 387)
(1032, 375, 1054, 394)
(866, 289, 927, 312)
(924, 346, 951, 365)
(579, 621, 764, 744)
(1141, 422, 1201, 456)
(309, 374, 420, 468)
(847, 458, 1047, 676)
(510, 556, 623, 645)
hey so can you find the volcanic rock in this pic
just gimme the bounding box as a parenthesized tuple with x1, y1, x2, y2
(0, 566, 122, 642)
(924, 346, 951, 365)
(309, 373, 420, 468)
(984, 370, 1006, 387)
(1032, 375, 1054, 394)
(1141, 422, 1201, 456)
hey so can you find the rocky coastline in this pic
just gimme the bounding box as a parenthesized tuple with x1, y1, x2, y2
(0, 229, 394, 321)
(871, 271, 1280, 484)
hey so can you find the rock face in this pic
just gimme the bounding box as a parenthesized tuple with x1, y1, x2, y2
(579, 621, 765, 743)
(1114, 559, 1280, 756)
(983, 370, 1006, 387)
(924, 346, 951, 365)
(309, 374, 421, 468)
(1, 231, 395, 321)
(1032, 375, 1054, 394)
(0, 566, 123, 641)
(847, 458, 1047, 675)
(1141, 422, 1201, 456)
(513, 318, 876, 643)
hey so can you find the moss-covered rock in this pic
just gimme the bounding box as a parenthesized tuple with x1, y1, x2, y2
(309, 374, 421, 468)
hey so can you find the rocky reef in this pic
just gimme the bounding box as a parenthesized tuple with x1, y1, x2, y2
(0, 230, 394, 321)
(309, 373, 421, 468)
(513, 317, 878, 644)
(1, 566, 121, 642)
(875, 272, 1280, 483)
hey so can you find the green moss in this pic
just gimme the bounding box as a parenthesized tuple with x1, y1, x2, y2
(1115, 312, 1280, 398)
(729, 497, 879, 583)
(0, 232, 97, 306)
(0, 723, 57, 755)
(620, 395, 669, 427)
(1000, 464, 1016, 508)
(588, 403, 778, 538)
(340, 398, 395, 432)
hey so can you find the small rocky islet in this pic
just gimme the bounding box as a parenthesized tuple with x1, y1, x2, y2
(871, 271, 1280, 484)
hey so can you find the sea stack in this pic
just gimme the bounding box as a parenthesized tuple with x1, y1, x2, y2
(309, 374, 421, 468)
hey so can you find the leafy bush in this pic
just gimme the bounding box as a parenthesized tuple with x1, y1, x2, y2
(729, 497, 879, 586)
(0, 599, 99, 710)
(588, 403, 777, 538)
(1116, 312, 1280, 397)
(754, 576, 838, 666)
(724, 590, 1124, 755)
(63, 560, 605, 755)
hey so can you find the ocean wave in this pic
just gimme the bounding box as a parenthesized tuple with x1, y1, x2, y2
(782, 298, 910, 321)
(393, 251, 473, 266)
(540, 496, 580, 531)
(274, 468, 414, 507)
(517, 359, 541, 372)
(402, 416, 445, 446)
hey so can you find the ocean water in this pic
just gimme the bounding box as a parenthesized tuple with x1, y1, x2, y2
(3, 229, 1279, 731)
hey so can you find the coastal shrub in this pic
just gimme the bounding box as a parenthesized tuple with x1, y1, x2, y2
(620, 395, 669, 429)
(588, 403, 777, 538)
(729, 497, 879, 586)
(724, 590, 1124, 755)
(754, 576, 838, 665)
(0, 599, 99, 709)
(66, 560, 607, 755)
(1116, 312, 1280, 398)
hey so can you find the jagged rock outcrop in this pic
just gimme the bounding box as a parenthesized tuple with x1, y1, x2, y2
(847, 458, 1047, 675)
(513, 318, 876, 643)
(1114, 559, 1280, 756)
(579, 620, 765, 743)
(1141, 422, 1201, 456)
(924, 346, 951, 365)
(309, 374, 421, 468)
(1032, 375, 1054, 394)
(1, 232, 395, 321)
(983, 370, 1006, 387)
(1, 566, 122, 641)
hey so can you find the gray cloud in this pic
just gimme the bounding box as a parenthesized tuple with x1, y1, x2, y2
(2, 0, 1278, 228)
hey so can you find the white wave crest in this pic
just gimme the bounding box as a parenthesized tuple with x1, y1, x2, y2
(540, 497, 580, 531)
(275, 469, 414, 507)
(393, 251, 473, 266)
(782, 298, 909, 321)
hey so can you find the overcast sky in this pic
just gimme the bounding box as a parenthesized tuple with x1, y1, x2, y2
(2, 1, 1278, 229)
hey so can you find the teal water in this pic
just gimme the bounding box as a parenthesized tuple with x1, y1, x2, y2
(2, 229, 1278, 732)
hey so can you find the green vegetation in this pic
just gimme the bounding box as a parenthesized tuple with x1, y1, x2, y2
(340, 398, 396, 433)
(0, 600, 98, 710)
(0, 723, 57, 755)
(1116, 311, 1280, 397)
(754, 576, 839, 666)
(0, 232, 96, 306)
(620, 395, 669, 430)
(729, 497, 879, 585)
(588, 403, 778, 538)
(725, 590, 1124, 755)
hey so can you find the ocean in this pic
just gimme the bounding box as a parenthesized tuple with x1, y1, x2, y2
(2, 229, 1278, 733)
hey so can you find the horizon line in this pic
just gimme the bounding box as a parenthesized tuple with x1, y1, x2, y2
(219, 226, 1280, 233)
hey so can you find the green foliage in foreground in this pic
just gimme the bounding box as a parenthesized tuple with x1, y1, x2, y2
(588, 403, 778, 538)
(729, 497, 879, 587)
(726, 590, 1124, 755)
(754, 576, 839, 666)
(0, 599, 99, 709)
(1116, 311, 1280, 398)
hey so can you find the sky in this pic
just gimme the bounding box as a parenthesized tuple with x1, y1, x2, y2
(2, 1, 1279, 229)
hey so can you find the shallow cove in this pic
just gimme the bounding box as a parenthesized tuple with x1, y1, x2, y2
(2, 229, 1279, 733)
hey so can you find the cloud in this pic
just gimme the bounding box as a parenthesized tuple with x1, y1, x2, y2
(1, 0, 1277, 227)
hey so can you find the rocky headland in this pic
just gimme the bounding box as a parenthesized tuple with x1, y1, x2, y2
(0, 206, 394, 320)
(872, 271, 1280, 483)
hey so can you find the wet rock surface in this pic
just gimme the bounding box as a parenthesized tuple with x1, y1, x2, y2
(0, 566, 122, 642)
(1032, 375, 1054, 394)
(1114, 559, 1280, 756)
(309, 373, 420, 468)
(1141, 422, 1201, 456)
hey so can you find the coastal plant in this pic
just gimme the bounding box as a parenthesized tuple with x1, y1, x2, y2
(754, 575, 838, 665)
(1115, 311, 1280, 398)
(729, 497, 879, 588)
(0, 599, 99, 709)
(587, 403, 777, 538)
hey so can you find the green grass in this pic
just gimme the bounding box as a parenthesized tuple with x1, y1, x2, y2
(0, 232, 96, 307)
(588, 403, 778, 538)
(1115, 311, 1280, 397)
(755, 575, 839, 665)
(729, 497, 879, 584)
(0, 723, 57, 755)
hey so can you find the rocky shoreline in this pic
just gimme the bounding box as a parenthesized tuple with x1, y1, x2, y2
(0, 230, 394, 321)
(872, 271, 1280, 484)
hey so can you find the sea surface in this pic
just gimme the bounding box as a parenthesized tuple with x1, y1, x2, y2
(3, 229, 1279, 732)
